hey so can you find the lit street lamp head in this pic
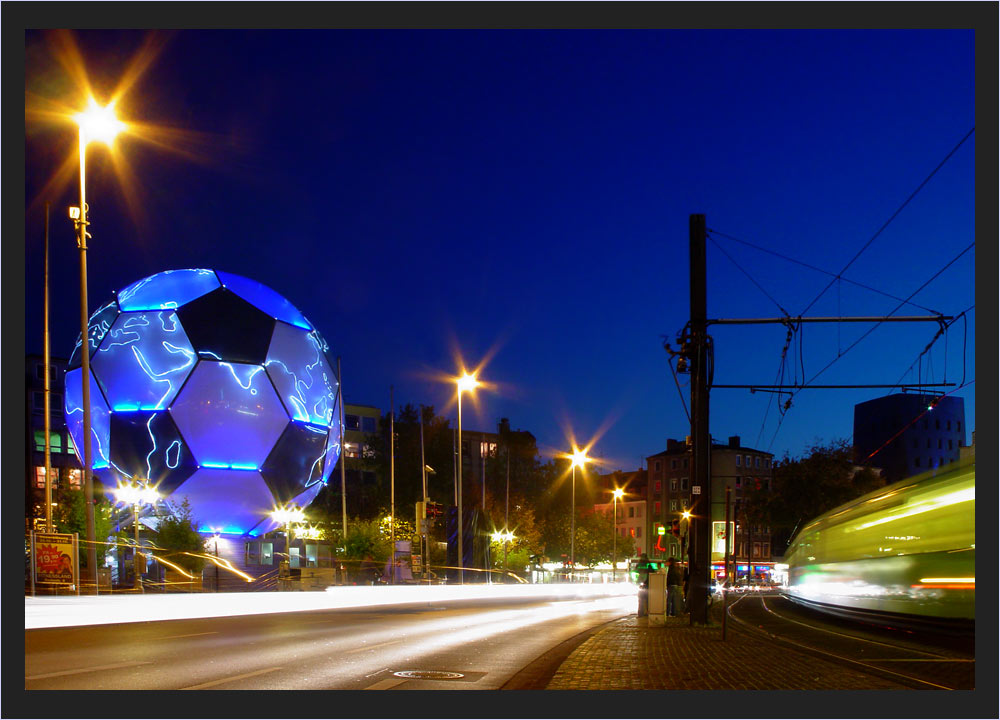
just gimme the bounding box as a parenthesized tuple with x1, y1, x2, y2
(569, 448, 590, 469)
(74, 97, 125, 146)
(456, 372, 479, 394)
(613, 488, 625, 500)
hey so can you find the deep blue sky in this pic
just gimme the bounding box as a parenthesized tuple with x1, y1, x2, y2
(24, 29, 976, 470)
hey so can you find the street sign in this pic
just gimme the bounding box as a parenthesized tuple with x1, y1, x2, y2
(692, 485, 701, 495)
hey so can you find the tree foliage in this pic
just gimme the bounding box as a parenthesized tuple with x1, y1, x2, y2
(52, 487, 119, 569)
(154, 498, 207, 573)
(747, 438, 885, 553)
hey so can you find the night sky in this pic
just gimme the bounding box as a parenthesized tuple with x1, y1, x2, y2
(23, 28, 976, 471)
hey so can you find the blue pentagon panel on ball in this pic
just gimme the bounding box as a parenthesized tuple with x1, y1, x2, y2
(265, 322, 338, 427)
(68, 300, 120, 370)
(175, 288, 276, 365)
(109, 411, 198, 497)
(172, 467, 277, 536)
(170, 360, 289, 469)
(65, 367, 112, 471)
(216, 270, 312, 330)
(116, 268, 221, 312)
(260, 422, 329, 505)
(91, 310, 198, 411)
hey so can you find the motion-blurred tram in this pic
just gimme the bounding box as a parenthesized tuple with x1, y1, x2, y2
(782, 458, 974, 623)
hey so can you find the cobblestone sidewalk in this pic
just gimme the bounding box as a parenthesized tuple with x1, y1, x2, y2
(546, 612, 909, 690)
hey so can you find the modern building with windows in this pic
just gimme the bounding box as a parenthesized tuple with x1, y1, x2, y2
(25, 354, 84, 533)
(853, 393, 966, 483)
(646, 436, 774, 582)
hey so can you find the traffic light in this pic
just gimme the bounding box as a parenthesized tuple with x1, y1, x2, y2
(425, 501, 444, 517)
(670, 519, 680, 537)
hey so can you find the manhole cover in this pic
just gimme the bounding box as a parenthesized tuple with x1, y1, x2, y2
(393, 670, 465, 680)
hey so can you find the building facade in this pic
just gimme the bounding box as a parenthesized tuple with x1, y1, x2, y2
(25, 354, 84, 532)
(593, 469, 648, 556)
(646, 436, 774, 582)
(854, 394, 966, 483)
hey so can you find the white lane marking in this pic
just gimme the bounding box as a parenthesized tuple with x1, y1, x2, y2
(180, 666, 282, 690)
(155, 631, 219, 640)
(345, 640, 401, 654)
(26, 661, 153, 680)
(365, 677, 407, 690)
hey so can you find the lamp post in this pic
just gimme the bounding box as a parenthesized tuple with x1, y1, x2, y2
(612, 488, 624, 582)
(271, 504, 305, 577)
(71, 98, 124, 591)
(568, 447, 590, 577)
(113, 478, 159, 593)
(456, 372, 479, 585)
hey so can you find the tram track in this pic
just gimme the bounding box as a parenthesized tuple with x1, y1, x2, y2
(725, 593, 974, 690)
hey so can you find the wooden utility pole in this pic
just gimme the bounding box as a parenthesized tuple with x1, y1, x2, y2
(688, 213, 712, 625)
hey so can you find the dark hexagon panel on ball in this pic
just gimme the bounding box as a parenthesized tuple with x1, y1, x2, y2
(64, 268, 342, 537)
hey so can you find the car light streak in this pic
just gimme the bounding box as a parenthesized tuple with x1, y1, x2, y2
(24, 584, 636, 629)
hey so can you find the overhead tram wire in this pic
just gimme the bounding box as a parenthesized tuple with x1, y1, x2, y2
(888, 303, 974, 395)
(706, 228, 941, 315)
(786, 240, 974, 401)
(797, 126, 975, 318)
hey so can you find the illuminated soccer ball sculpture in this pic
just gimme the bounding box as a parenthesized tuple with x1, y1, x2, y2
(64, 269, 341, 536)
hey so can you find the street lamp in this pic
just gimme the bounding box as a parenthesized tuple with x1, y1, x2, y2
(456, 371, 479, 584)
(568, 447, 591, 576)
(612, 488, 624, 582)
(113, 477, 159, 592)
(71, 97, 125, 591)
(271, 504, 305, 572)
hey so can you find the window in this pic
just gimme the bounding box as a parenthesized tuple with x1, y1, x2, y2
(66, 468, 82, 488)
(671, 459, 677, 469)
(948, 439, 953, 450)
(67, 434, 76, 456)
(32, 391, 45, 411)
(669, 499, 677, 511)
(735, 455, 741, 467)
(34, 466, 48, 489)
(938, 439, 942, 449)
(765, 458, 770, 468)
(926, 438, 931, 449)
(754, 457, 760, 468)
(636, 527, 641, 538)
(33, 430, 46, 452)
(345, 414, 360, 431)
(745, 455, 751, 467)
(753, 543, 760, 558)
(636, 506, 642, 518)
(654, 480, 662, 493)
(683, 458, 689, 469)
(628, 506, 635, 518)
(935, 419, 940, 430)
(947, 420, 951, 431)
(670, 478, 677, 491)
(957, 421, 962, 432)
(681, 477, 689, 491)
(654, 460, 661, 472)
(914, 457, 920, 467)
(344, 442, 360, 458)
(260, 542, 273, 565)
(361, 416, 376, 433)
(654, 501, 661, 515)
(735, 476, 742, 487)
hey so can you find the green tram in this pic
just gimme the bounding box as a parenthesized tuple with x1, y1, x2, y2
(783, 458, 974, 622)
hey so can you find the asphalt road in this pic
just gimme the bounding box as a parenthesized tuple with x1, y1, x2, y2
(25, 593, 635, 690)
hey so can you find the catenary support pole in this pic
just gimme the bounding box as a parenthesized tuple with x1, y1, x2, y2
(688, 213, 711, 625)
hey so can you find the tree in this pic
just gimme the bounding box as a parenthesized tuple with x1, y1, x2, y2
(52, 486, 118, 571)
(754, 438, 885, 554)
(154, 498, 207, 574)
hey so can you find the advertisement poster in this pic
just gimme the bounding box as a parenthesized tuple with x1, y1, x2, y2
(711, 521, 735, 561)
(33, 532, 78, 589)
